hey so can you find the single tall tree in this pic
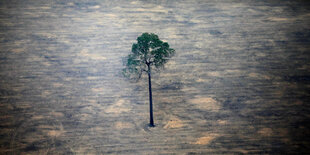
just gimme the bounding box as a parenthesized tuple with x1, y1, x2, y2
(123, 33, 175, 127)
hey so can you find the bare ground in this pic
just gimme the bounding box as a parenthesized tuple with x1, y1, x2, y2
(0, 0, 310, 154)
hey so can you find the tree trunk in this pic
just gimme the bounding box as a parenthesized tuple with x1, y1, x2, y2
(147, 65, 154, 127)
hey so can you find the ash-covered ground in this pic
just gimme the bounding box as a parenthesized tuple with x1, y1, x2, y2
(0, 0, 310, 154)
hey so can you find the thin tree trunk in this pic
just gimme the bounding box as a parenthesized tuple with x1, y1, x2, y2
(147, 65, 154, 127)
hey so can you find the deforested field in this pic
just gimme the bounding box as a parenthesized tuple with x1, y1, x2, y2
(0, 0, 310, 154)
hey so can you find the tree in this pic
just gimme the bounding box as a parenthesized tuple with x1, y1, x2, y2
(123, 33, 175, 127)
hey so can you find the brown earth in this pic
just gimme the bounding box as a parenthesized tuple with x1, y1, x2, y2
(0, 0, 310, 154)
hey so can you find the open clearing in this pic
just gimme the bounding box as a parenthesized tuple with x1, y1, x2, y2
(0, 0, 310, 154)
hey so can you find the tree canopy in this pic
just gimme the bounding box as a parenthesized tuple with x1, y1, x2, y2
(123, 32, 175, 79)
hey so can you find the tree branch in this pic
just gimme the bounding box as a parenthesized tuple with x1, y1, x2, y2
(141, 68, 148, 73)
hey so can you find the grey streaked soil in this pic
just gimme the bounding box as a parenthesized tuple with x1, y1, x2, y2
(0, 0, 310, 154)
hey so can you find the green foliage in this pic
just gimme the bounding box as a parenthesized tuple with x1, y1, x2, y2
(123, 33, 175, 80)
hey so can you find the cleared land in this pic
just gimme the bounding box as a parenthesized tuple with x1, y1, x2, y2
(0, 0, 310, 154)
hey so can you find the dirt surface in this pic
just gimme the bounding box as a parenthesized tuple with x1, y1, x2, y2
(0, 0, 310, 154)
